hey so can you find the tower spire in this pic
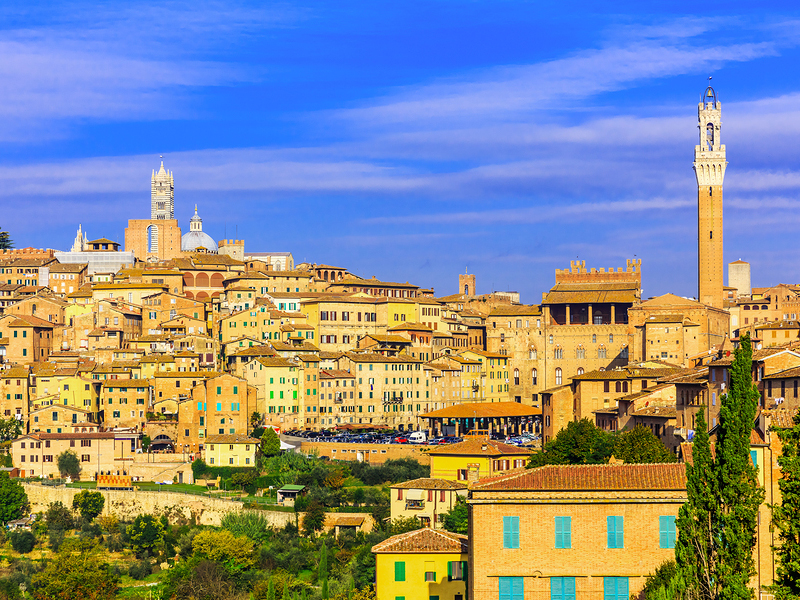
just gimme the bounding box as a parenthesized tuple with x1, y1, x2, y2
(693, 84, 727, 308)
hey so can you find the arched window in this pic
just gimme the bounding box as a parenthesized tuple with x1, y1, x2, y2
(743, 305, 750, 311)
(598, 345, 607, 359)
(549, 335, 554, 344)
(622, 381, 629, 393)
(514, 369, 520, 386)
(576, 346, 585, 359)
(592, 334, 597, 344)
(31, 303, 37, 316)
(615, 381, 621, 393)
(532, 369, 537, 385)
(609, 334, 614, 343)
(529, 349, 537, 360)
(555, 368, 562, 385)
(554, 347, 563, 359)
(500, 333, 505, 342)
(577, 367, 584, 376)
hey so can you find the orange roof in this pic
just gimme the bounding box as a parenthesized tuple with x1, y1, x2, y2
(391, 478, 468, 490)
(372, 528, 468, 554)
(427, 437, 529, 456)
(421, 402, 541, 419)
(473, 463, 686, 491)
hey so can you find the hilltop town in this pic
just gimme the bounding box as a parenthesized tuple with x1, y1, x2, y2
(0, 88, 795, 600)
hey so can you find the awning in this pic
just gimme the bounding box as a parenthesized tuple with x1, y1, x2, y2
(406, 489, 425, 500)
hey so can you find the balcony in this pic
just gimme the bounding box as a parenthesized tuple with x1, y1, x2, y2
(405, 500, 425, 510)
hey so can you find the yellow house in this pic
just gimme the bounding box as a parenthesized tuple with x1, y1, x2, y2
(461, 349, 509, 402)
(427, 436, 530, 482)
(390, 478, 468, 528)
(204, 434, 259, 467)
(373, 528, 468, 600)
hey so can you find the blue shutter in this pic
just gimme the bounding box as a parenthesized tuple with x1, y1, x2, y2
(564, 577, 575, 600)
(499, 577, 511, 600)
(511, 516, 519, 548)
(608, 516, 623, 548)
(564, 517, 571, 548)
(604, 577, 628, 600)
(751, 450, 758, 469)
(216, 402, 221, 411)
(551, 577, 575, 600)
(503, 517, 519, 548)
(512, 577, 524, 600)
(197, 401, 202, 411)
(659, 516, 676, 549)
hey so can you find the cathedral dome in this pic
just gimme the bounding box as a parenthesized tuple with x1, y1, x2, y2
(181, 206, 218, 252)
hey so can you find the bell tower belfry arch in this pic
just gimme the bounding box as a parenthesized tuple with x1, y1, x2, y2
(693, 85, 727, 308)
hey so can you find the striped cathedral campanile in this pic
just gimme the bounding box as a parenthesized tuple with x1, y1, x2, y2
(693, 86, 727, 309)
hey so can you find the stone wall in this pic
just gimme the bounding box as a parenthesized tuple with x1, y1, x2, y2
(300, 441, 430, 465)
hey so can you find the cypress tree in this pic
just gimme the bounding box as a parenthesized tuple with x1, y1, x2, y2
(675, 408, 717, 599)
(675, 333, 764, 599)
(716, 333, 764, 599)
(321, 578, 328, 600)
(319, 541, 328, 581)
(770, 412, 800, 598)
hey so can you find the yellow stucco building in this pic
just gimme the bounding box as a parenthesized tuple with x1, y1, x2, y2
(373, 528, 468, 600)
(204, 434, 260, 467)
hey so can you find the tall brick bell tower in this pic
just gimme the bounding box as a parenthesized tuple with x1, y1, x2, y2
(693, 85, 727, 308)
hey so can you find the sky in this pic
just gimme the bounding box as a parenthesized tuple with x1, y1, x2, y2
(2, 1, 800, 304)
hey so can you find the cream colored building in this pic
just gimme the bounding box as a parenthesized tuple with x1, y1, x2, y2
(390, 478, 467, 529)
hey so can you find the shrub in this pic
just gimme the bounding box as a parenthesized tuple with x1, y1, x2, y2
(127, 559, 152, 580)
(9, 530, 35, 554)
(48, 529, 66, 552)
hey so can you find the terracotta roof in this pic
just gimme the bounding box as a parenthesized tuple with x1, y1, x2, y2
(764, 366, 800, 379)
(271, 340, 319, 352)
(421, 402, 540, 420)
(391, 478, 468, 490)
(320, 369, 355, 379)
(7, 315, 55, 328)
(342, 352, 422, 364)
(206, 434, 260, 444)
(472, 463, 686, 491)
(488, 305, 542, 317)
(363, 334, 411, 344)
(372, 528, 468, 554)
(427, 437, 530, 456)
(766, 408, 800, 429)
(255, 357, 296, 368)
(229, 346, 277, 357)
(708, 347, 790, 366)
(631, 405, 677, 418)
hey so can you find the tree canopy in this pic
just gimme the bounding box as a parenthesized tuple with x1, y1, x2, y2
(57, 450, 82, 479)
(127, 514, 165, 556)
(261, 428, 281, 458)
(32, 540, 118, 600)
(441, 496, 468, 534)
(0, 472, 28, 525)
(529, 418, 615, 466)
(769, 410, 800, 597)
(72, 490, 105, 521)
(613, 424, 677, 463)
(0, 229, 12, 251)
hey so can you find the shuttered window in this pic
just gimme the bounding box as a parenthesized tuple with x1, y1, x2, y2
(499, 577, 524, 600)
(603, 577, 629, 600)
(554, 516, 571, 549)
(607, 516, 624, 548)
(550, 577, 576, 600)
(659, 516, 676, 549)
(503, 516, 520, 549)
(394, 561, 405, 581)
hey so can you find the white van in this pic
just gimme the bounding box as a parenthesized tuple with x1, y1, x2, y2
(408, 431, 427, 444)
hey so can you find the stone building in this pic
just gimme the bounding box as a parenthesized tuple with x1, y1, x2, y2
(125, 161, 183, 262)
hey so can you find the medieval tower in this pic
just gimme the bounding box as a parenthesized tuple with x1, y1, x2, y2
(151, 159, 175, 220)
(693, 86, 727, 308)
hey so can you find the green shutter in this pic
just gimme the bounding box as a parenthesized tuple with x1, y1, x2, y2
(447, 561, 452, 581)
(395, 561, 405, 582)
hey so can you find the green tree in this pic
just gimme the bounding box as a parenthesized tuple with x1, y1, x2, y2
(9, 530, 35, 553)
(769, 412, 800, 597)
(142, 435, 151, 452)
(32, 540, 118, 600)
(0, 472, 28, 525)
(0, 418, 22, 442)
(319, 541, 328, 581)
(614, 424, 677, 463)
(675, 333, 764, 600)
(251, 411, 262, 429)
(262, 427, 281, 457)
(0, 229, 12, 251)
(528, 418, 614, 467)
(716, 333, 764, 599)
(127, 514, 165, 556)
(390, 516, 423, 535)
(192, 529, 255, 570)
(441, 496, 468, 534)
(301, 500, 326, 537)
(72, 490, 104, 521)
(45, 501, 74, 531)
(57, 449, 82, 479)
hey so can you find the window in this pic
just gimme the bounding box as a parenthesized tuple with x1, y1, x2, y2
(448, 561, 466, 581)
(555, 368, 562, 386)
(532, 369, 538, 385)
(555, 516, 571, 548)
(503, 516, 520, 548)
(603, 577, 629, 600)
(751, 450, 758, 469)
(499, 577, 524, 600)
(554, 348, 563, 359)
(550, 577, 576, 600)
(549, 335, 553, 344)
(659, 516, 676, 549)
(592, 334, 596, 343)
(607, 516, 624, 548)
(424, 570, 436, 582)
(609, 334, 614, 343)
(394, 561, 405, 582)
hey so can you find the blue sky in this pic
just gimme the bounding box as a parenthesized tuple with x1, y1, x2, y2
(2, 1, 800, 303)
